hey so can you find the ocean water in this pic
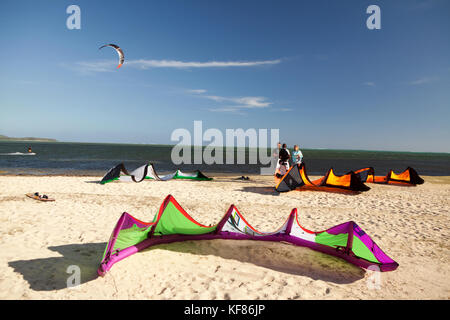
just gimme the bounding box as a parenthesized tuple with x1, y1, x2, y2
(0, 141, 449, 176)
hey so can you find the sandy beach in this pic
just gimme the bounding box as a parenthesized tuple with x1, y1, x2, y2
(0, 174, 449, 299)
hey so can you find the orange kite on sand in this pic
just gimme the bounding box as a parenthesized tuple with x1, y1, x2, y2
(275, 162, 370, 193)
(354, 167, 424, 186)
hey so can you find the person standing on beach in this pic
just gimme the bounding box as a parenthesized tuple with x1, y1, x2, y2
(292, 145, 303, 165)
(278, 143, 291, 175)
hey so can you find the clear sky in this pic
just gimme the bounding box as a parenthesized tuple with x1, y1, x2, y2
(0, 0, 449, 152)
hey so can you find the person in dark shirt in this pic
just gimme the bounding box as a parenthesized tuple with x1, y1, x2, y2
(277, 143, 291, 176)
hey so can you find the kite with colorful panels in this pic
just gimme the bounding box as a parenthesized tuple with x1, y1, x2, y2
(98, 195, 398, 276)
(100, 163, 212, 184)
(275, 162, 424, 193)
(355, 167, 424, 186)
(275, 162, 370, 193)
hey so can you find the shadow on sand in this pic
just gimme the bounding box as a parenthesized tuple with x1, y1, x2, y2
(9, 238, 366, 291)
(241, 186, 364, 196)
(239, 186, 280, 196)
(143, 239, 365, 284)
(8, 242, 105, 291)
(84, 180, 102, 184)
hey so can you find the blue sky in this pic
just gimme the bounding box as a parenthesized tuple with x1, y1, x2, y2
(0, 0, 449, 152)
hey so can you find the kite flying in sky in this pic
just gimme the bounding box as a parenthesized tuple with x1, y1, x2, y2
(99, 44, 124, 69)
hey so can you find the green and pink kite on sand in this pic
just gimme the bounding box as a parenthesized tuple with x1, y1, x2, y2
(98, 195, 398, 276)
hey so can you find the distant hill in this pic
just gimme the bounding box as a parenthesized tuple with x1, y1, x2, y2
(0, 134, 57, 142)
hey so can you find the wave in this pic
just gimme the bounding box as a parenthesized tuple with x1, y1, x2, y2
(0, 152, 36, 156)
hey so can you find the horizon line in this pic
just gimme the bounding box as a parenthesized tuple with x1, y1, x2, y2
(1, 139, 448, 154)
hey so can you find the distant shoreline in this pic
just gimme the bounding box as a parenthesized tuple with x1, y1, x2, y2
(0, 134, 57, 142)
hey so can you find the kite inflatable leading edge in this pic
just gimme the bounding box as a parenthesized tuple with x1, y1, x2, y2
(99, 44, 125, 68)
(98, 195, 398, 276)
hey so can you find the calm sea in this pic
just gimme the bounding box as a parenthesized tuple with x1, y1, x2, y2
(0, 141, 449, 176)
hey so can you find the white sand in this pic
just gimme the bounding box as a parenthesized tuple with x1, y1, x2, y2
(0, 175, 449, 299)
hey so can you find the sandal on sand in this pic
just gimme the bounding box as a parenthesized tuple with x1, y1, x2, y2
(26, 193, 55, 202)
